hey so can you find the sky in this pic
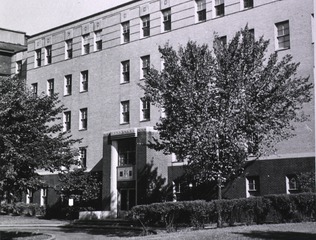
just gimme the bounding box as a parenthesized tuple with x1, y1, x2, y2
(0, 0, 131, 35)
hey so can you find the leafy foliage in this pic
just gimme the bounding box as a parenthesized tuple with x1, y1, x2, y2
(55, 168, 102, 206)
(141, 27, 312, 194)
(296, 172, 316, 193)
(130, 193, 316, 229)
(0, 76, 80, 201)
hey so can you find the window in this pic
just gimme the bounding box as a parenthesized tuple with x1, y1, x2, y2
(79, 147, 87, 167)
(65, 39, 73, 59)
(218, 36, 227, 47)
(243, 0, 253, 9)
(26, 189, 33, 204)
(79, 108, 88, 130)
(286, 175, 298, 194)
(140, 98, 150, 121)
(40, 188, 48, 206)
(118, 138, 136, 166)
(276, 21, 290, 50)
(162, 8, 171, 32)
(122, 21, 130, 43)
(16, 60, 22, 74)
(64, 75, 72, 96)
(47, 79, 54, 96)
(249, 28, 255, 40)
(215, 0, 225, 17)
(94, 30, 102, 51)
(246, 176, 259, 197)
(45, 45, 52, 65)
(141, 15, 150, 37)
(35, 49, 41, 67)
(31, 83, 38, 97)
(141, 55, 150, 79)
(121, 61, 130, 83)
(121, 101, 130, 124)
(63, 111, 71, 131)
(312, 14, 315, 44)
(82, 34, 90, 54)
(80, 70, 88, 92)
(196, 0, 206, 22)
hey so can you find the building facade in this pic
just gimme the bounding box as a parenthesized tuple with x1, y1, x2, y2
(8, 0, 315, 217)
(0, 28, 27, 78)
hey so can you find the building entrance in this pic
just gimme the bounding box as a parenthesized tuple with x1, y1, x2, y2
(120, 188, 135, 211)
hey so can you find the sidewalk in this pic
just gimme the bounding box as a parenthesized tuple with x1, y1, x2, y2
(0, 215, 69, 227)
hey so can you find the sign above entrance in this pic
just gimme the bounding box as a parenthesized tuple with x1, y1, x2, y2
(110, 128, 137, 140)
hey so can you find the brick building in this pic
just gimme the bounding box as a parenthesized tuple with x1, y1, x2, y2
(7, 0, 315, 217)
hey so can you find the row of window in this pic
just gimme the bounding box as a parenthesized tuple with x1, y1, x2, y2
(246, 174, 298, 198)
(31, 70, 88, 98)
(31, 0, 260, 68)
(31, 54, 151, 98)
(121, 55, 150, 83)
(33, 18, 290, 69)
(62, 99, 150, 133)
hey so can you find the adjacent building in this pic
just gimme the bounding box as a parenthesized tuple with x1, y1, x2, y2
(5, 0, 315, 217)
(0, 28, 27, 78)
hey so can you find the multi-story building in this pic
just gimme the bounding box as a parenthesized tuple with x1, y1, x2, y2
(11, 0, 315, 217)
(0, 28, 27, 78)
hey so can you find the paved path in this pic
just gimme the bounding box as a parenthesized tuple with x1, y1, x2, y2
(0, 215, 143, 239)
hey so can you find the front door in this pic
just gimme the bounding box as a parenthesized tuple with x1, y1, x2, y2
(120, 188, 136, 211)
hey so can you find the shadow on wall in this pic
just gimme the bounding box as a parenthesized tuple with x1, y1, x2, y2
(137, 163, 172, 205)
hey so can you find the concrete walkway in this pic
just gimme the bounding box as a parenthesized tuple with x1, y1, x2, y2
(0, 215, 145, 240)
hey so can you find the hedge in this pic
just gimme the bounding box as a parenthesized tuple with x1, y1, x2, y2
(130, 193, 316, 230)
(0, 202, 45, 216)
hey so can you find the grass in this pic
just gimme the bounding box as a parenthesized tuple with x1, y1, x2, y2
(1, 215, 316, 239)
(123, 222, 316, 240)
(0, 231, 51, 240)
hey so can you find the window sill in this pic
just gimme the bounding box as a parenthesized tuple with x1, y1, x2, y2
(120, 122, 130, 125)
(120, 81, 130, 85)
(196, 19, 206, 24)
(63, 94, 72, 97)
(80, 90, 88, 93)
(276, 47, 290, 52)
(79, 128, 87, 131)
(140, 119, 150, 122)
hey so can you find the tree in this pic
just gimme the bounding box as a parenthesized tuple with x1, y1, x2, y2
(296, 172, 315, 193)
(55, 168, 102, 208)
(0, 76, 80, 202)
(141, 27, 312, 225)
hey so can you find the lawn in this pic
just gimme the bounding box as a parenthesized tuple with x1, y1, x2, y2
(125, 222, 316, 240)
(1, 215, 316, 239)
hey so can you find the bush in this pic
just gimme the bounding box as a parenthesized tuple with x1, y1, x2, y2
(0, 202, 44, 216)
(130, 193, 316, 230)
(264, 193, 316, 223)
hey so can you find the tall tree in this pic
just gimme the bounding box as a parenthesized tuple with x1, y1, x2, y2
(55, 168, 102, 208)
(0, 76, 80, 202)
(141, 27, 312, 204)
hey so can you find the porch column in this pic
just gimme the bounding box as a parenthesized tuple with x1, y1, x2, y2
(110, 140, 118, 216)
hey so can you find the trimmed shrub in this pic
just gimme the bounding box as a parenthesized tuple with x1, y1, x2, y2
(130, 193, 316, 230)
(264, 193, 316, 223)
(0, 202, 44, 216)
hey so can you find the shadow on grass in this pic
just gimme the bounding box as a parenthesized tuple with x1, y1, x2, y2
(59, 226, 145, 238)
(0, 231, 49, 240)
(234, 231, 316, 240)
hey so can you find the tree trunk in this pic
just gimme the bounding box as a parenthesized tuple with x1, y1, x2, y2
(217, 177, 222, 228)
